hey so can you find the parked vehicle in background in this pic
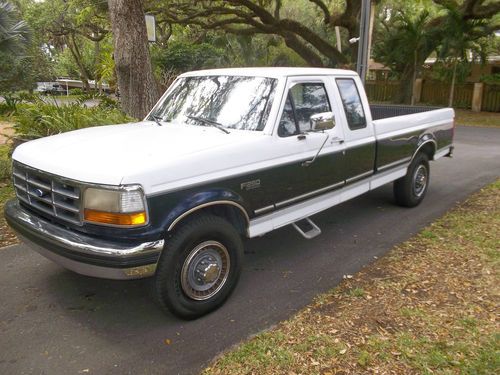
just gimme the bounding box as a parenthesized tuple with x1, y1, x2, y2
(35, 82, 66, 95)
(35, 79, 112, 95)
(6, 68, 454, 319)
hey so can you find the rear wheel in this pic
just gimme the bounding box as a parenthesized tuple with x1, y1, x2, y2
(394, 153, 430, 207)
(154, 214, 243, 320)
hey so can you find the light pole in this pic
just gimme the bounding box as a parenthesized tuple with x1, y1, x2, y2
(356, 0, 373, 85)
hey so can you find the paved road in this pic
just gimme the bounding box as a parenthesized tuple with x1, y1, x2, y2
(1, 126, 499, 375)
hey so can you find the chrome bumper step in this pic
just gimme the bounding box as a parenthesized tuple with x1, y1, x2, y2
(292, 217, 321, 239)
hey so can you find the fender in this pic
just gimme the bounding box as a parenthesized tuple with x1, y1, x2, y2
(160, 188, 250, 233)
(412, 133, 437, 162)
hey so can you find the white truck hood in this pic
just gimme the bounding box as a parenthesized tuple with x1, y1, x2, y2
(13, 121, 264, 194)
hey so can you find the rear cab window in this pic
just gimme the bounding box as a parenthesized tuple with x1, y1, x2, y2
(336, 78, 367, 130)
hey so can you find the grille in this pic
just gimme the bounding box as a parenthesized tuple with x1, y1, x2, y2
(13, 161, 82, 225)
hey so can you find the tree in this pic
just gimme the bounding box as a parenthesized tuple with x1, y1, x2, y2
(0, 1, 31, 92)
(19, 0, 110, 90)
(374, 9, 437, 103)
(437, 2, 489, 107)
(108, 0, 159, 119)
(374, 0, 499, 103)
(0, 1, 29, 53)
(151, 0, 382, 67)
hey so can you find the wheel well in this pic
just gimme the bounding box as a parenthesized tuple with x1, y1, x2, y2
(415, 141, 436, 161)
(168, 203, 250, 237)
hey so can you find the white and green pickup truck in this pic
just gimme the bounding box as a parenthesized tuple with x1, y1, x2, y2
(5, 68, 454, 319)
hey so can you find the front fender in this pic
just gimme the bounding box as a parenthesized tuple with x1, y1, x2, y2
(148, 188, 248, 234)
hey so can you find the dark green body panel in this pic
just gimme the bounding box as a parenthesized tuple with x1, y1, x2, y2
(344, 142, 376, 179)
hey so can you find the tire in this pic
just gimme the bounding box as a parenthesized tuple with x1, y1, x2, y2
(393, 153, 430, 207)
(154, 214, 243, 320)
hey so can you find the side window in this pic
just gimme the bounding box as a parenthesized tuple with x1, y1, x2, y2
(336, 79, 367, 130)
(278, 83, 331, 137)
(278, 95, 297, 137)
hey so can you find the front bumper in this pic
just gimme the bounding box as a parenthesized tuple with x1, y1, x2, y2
(4, 200, 164, 279)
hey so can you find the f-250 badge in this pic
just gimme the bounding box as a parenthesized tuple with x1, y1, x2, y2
(240, 179, 261, 191)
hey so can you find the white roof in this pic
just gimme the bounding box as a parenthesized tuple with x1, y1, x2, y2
(179, 67, 358, 79)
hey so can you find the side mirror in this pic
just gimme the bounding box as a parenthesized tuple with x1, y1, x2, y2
(310, 112, 335, 131)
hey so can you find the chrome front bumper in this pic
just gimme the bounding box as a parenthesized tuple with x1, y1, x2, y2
(4, 200, 164, 279)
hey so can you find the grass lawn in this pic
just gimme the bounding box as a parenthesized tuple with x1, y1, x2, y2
(455, 109, 500, 127)
(204, 180, 500, 375)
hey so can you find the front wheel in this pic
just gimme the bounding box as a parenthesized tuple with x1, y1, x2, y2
(394, 153, 430, 207)
(154, 214, 243, 320)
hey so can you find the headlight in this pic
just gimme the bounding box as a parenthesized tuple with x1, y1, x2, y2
(83, 186, 147, 226)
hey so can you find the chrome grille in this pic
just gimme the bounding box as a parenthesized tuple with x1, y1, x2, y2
(13, 161, 82, 225)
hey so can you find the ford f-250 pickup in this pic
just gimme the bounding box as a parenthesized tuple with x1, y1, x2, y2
(5, 68, 454, 319)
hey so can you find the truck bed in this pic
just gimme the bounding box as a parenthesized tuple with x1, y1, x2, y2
(370, 104, 442, 120)
(371, 105, 455, 172)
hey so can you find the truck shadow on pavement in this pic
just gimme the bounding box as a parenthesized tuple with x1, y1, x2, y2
(40, 186, 397, 328)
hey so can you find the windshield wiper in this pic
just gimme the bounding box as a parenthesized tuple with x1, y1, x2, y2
(187, 115, 230, 134)
(151, 114, 164, 126)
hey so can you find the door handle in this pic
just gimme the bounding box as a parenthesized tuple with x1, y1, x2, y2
(330, 137, 344, 144)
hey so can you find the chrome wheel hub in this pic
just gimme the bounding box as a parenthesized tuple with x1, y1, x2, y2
(413, 165, 428, 197)
(181, 241, 230, 301)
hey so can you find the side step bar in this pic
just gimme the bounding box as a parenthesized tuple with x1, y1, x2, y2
(292, 217, 321, 239)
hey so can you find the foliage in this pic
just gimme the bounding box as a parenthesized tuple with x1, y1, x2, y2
(0, 92, 22, 115)
(95, 34, 116, 90)
(0, 1, 30, 53)
(0, 143, 16, 246)
(151, 0, 356, 67)
(152, 41, 227, 74)
(0, 1, 34, 92)
(53, 38, 95, 79)
(13, 98, 132, 139)
(480, 73, 500, 84)
(373, 0, 499, 103)
(429, 59, 472, 83)
(374, 10, 436, 78)
(19, 0, 111, 89)
(0, 144, 11, 181)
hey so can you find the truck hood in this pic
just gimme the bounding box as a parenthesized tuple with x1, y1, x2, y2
(13, 121, 263, 191)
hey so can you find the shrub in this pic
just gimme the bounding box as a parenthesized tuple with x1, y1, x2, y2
(75, 92, 120, 110)
(480, 73, 500, 84)
(70, 88, 85, 96)
(0, 144, 12, 181)
(0, 94, 21, 116)
(13, 100, 133, 139)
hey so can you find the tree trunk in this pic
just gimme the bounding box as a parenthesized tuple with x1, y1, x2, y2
(410, 50, 418, 105)
(395, 66, 414, 104)
(66, 33, 91, 91)
(108, 0, 159, 119)
(448, 59, 457, 108)
(94, 40, 102, 93)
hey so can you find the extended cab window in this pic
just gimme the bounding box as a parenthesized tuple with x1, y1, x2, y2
(336, 79, 366, 130)
(278, 83, 331, 137)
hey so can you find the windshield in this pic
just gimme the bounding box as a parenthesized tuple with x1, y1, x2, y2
(149, 75, 277, 131)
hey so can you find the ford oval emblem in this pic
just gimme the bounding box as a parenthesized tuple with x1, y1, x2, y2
(34, 188, 46, 198)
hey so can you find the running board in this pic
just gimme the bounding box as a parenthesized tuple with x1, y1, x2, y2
(292, 218, 321, 239)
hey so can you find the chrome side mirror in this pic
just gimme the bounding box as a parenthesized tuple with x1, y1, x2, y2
(310, 112, 335, 131)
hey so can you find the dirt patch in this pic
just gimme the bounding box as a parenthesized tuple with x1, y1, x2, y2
(0, 121, 15, 145)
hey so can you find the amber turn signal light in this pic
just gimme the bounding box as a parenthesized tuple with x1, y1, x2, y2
(84, 209, 147, 226)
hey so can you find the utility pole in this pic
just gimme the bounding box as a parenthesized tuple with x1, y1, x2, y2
(357, 0, 372, 85)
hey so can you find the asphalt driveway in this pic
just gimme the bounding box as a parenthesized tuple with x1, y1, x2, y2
(0, 126, 499, 375)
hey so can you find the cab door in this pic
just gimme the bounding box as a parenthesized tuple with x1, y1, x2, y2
(270, 76, 346, 208)
(332, 77, 376, 184)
